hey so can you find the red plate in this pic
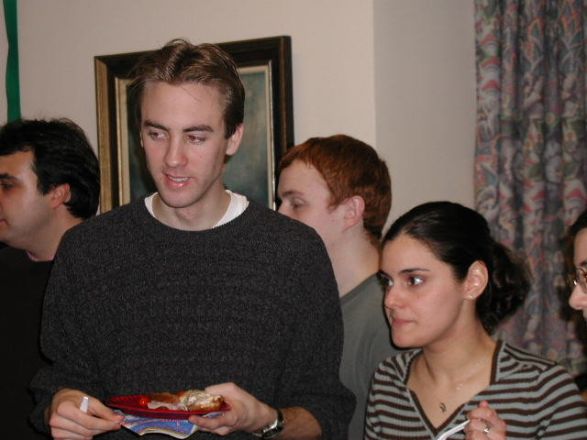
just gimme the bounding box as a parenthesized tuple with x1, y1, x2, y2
(107, 394, 229, 419)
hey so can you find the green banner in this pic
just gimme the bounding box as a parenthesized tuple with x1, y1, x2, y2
(4, 0, 20, 121)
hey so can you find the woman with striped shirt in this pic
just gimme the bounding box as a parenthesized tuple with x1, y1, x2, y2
(366, 201, 587, 439)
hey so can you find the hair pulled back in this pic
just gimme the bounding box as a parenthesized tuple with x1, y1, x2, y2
(383, 201, 530, 333)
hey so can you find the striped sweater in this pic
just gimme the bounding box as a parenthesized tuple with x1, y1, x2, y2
(365, 341, 587, 439)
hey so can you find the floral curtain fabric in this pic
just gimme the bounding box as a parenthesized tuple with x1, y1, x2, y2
(475, 0, 587, 375)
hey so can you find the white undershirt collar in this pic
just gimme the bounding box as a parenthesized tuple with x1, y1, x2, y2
(144, 190, 249, 228)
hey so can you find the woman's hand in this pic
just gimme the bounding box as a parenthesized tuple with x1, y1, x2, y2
(465, 400, 506, 439)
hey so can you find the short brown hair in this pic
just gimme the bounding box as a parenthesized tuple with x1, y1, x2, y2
(280, 134, 392, 241)
(129, 39, 245, 138)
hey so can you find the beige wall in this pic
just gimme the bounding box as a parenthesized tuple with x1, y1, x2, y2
(374, 0, 476, 220)
(17, 0, 475, 223)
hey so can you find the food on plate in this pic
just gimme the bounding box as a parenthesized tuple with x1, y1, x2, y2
(143, 389, 224, 412)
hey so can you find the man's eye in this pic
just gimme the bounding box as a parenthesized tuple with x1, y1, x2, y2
(290, 199, 304, 209)
(147, 130, 165, 141)
(0, 182, 14, 190)
(406, 276, 424, 287)
(186, 134, 206, 144)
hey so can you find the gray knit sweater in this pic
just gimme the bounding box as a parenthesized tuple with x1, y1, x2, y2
(30, 199, 354, 439)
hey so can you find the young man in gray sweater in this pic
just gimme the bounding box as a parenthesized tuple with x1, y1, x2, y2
(30, 40, 353, 440)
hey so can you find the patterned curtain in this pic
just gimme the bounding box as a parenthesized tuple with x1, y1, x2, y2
(475, 0, 587, 376)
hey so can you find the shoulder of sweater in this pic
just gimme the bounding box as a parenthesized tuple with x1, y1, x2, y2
(500, 341, 557, 367)
(60, 201, 324, 246)
(243, 202, 325, 242)
(498, 341, 570, 380)
(377, 349, 419, 380)
(246, 202, 312, 230)
(56, 203, 138, 258)
(63, 201, 139, 235)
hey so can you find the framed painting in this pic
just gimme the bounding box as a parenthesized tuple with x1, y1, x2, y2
(94, 35, 293, 212)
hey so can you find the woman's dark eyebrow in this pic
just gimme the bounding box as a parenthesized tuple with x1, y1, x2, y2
(378, 269, 392, 279)
(0, 173, 16, 181)
(399, 268, 430, 274)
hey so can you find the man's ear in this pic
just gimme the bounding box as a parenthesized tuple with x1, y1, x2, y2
(226, 124, 244, 157)
(48, 183, 71, 208)
(342, 195, 365, 229)
(464, 260, 488, 300)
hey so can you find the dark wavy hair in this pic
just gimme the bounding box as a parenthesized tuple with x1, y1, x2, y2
(129, 39, 245, 138)
(0, 118, 100, 219)
(383, 201, 530, 334)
